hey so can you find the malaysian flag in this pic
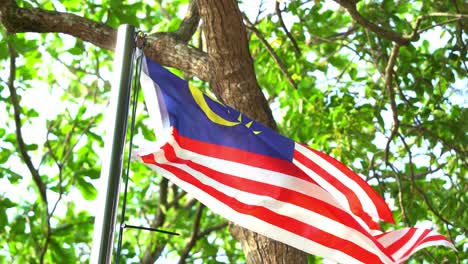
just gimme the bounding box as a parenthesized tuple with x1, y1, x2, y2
(135, 55, 454, 263)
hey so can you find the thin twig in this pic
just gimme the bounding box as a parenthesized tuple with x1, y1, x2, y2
(54, 56, 107, 83)
(399, 134, 465, 232)
(254, 0, 265, 24)
(389, 164, 410, 225)
(384, 45, 400, 164)
(306, 27, 358, 46)
(155, 0, 172, 20)
(45, 129, 63, 218)
(7, 41, 48, 205)
(168, 190, 187, 209)
(62, 115, 99, 163)
(445, 222, 460, 263)
(7, 38, 50, 264)
(141, 177, 169, 264)
(178, 203, 205, 264)
(450, 0, 468, 73)
(244, 16, 298, 89)
(334, 0, 468, 45)
(93, 51, 102, 103)
(404, 124, 467, 157)
(417, 17, 466, 35)
(334, 0, 410, 45)
(196, 221, 228, 239)
(275, 1, 301, 56)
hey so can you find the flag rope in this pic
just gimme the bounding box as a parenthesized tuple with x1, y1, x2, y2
(115, 31, 178, 264)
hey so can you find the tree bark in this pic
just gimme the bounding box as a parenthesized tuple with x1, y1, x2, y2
(197, 1, 307, 263)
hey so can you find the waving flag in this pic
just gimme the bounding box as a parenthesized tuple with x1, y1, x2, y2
(135, 55, 454, 263)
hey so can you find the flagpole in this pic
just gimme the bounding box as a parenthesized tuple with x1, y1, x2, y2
(90, 24, 135, 264)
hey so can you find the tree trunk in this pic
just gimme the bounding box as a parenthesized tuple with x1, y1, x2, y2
(197, 0, 307, 263)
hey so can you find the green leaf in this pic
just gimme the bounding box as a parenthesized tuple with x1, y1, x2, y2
(0, 210, 7, 228)
(0, 197, 16, 209)
(0, 150, 10, 164)
(4, 133, 16, 144)
(348, 68, 357, 80)
(76, 177, 97, 200)
(67, 47, 82, 56)
(3, 168, 22, 184)
(26, 108, 39, 118)
(26, 144, 38, 151)
(50, 238, 77, 263)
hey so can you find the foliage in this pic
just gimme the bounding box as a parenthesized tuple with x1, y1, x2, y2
(0, 0, 466, 263)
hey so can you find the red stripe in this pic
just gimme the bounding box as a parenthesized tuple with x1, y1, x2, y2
(398, 229, 431, 260)
(294, 149, 380, 231)
(141, 154, 156, 164)
(144, 149, 386, 264)
(161, 143, 375, 236)
(385, 228, 417, 255)
(303, 144, 394, 223)
(419, 234, 451, 245)
(172, 128, 316, 184)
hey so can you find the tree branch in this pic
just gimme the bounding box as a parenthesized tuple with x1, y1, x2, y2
(404, 124, 467, 157)
(45, 130, 63, 218)
(0, 0, 116, 49)
(196, 221, 228, 239)
(388, 164, 410, 225)
(144, 33, 210, 81)
(369, 162, 448, 181)
(7, 38, 50, 264)
(244, 16, 298, 89)
(400, 135, 466, 233)
(417, 17, 467, 35)
(155, 0, 172, 20)
(6, 42, 47, 204)
(275, 1, 301, 56)
(306, 26, 358, 46)
(141, 177, 169, 264)
(178, 204, 204, 264)
(334, 1, 468, 46)
(334, 0, 410, 45)
(0, 0, 210, 81)
(384, 44, 400, 164)
(174, 0, 200, 42)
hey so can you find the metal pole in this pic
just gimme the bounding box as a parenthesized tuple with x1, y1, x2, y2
(90, 24, 135, 264)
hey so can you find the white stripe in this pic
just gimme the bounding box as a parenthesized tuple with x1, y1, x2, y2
(391, 228, 426, 260)
(395, 235, 455, 263)
(140, 59, 170, 139)
(294, 143, 380, 219)
(408, 240, 455, 256)
(169, 138, 379, 234)
(141, 161, 367, 264)
(376, 228, 411, 248)
(152, 148, 393, 264)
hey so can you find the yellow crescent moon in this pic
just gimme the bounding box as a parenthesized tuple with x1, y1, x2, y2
(189, 86, 241, 127)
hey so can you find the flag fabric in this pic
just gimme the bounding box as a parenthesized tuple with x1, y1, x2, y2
(375, 228, 455, 263)
(135, 55, 454, 263)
